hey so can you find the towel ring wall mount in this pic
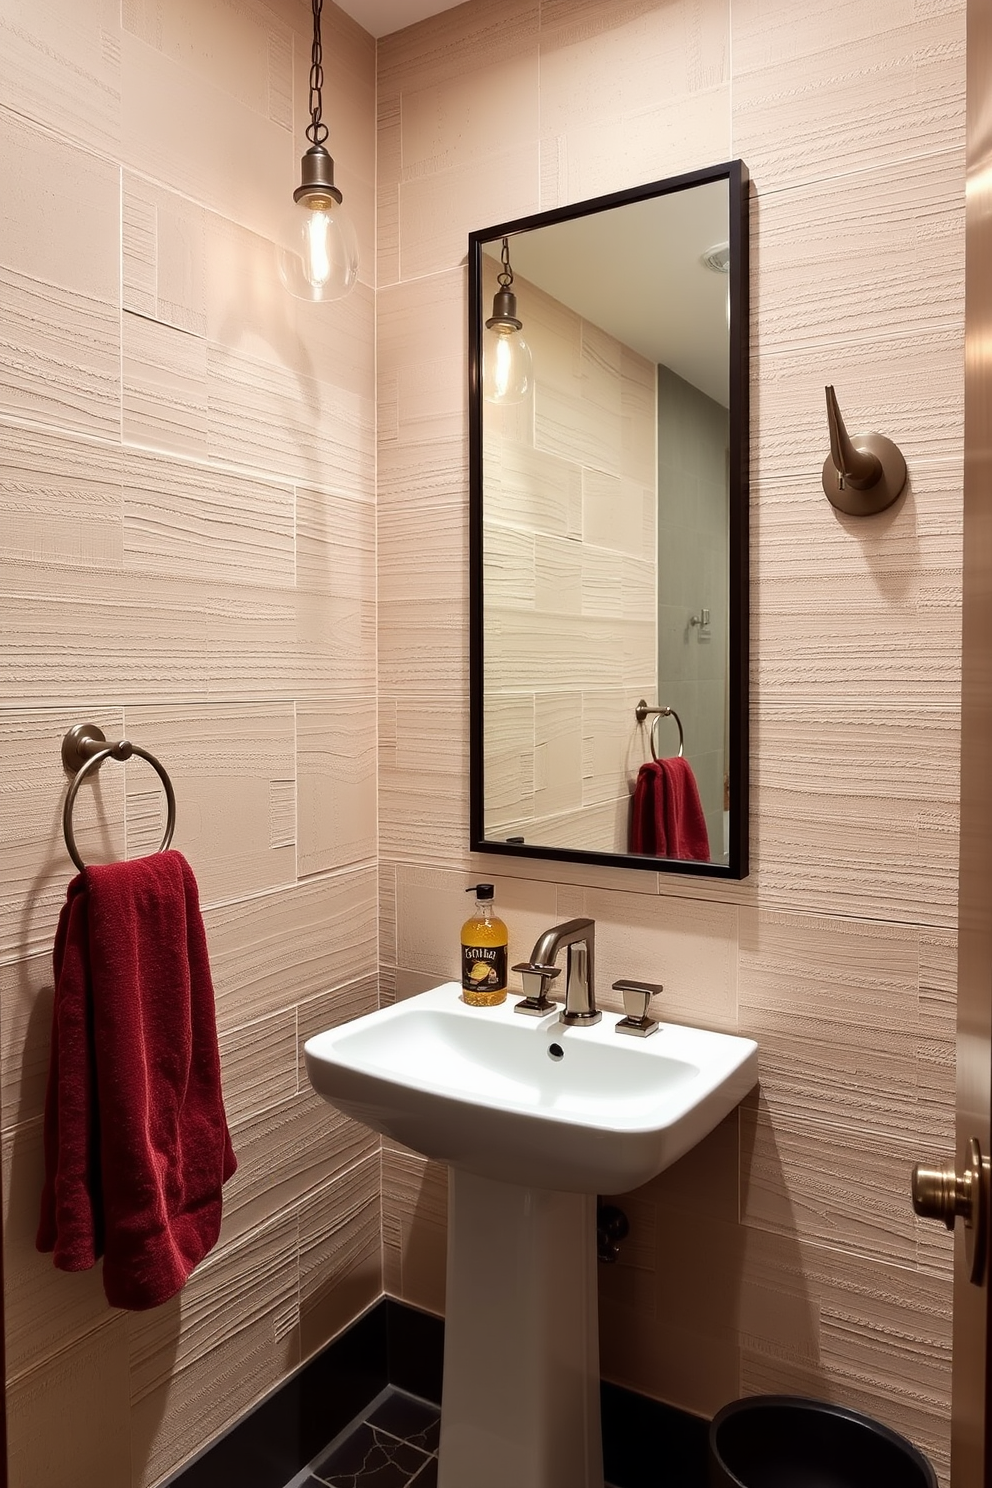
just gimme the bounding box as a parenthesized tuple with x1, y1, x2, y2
(61, 724, 177, 873)
(634, 700, 685, 760)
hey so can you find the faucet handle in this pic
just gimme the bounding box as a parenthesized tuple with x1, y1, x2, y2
(612, 979, 662, 1037)
(512, 961, 561, 1017)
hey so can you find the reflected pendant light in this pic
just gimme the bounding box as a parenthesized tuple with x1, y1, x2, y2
(278, 0, 358, 301)
(483, 237, 533, 405)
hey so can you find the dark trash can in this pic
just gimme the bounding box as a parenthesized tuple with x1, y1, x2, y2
(709, 1395, 938, 1488)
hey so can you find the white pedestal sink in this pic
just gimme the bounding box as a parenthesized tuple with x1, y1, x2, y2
(304, 983, 758, 1488)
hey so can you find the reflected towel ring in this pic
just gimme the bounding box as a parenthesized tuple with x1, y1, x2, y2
(634, 699, 685, 761)
(61, 723, 177, 873)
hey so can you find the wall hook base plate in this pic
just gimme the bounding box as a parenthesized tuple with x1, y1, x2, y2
(821, 431, 907, 516)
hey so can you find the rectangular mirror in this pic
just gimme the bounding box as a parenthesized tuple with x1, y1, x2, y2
(469, 160, 749, 878)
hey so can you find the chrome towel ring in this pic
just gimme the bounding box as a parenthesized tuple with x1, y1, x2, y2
(634, 699, 685, 760)
(61, 723, 177, 873)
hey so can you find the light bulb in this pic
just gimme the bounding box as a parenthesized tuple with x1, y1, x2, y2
(483, 323, 533, 405)
(279, 145, 359, 302)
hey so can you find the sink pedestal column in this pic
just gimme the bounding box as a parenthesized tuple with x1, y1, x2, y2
(437, 1169, 604, 1488)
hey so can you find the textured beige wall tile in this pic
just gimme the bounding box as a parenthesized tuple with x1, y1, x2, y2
(0, 0, 121, 157)
(749, 705, 959, 926)
(732, 0, 966, 192)
(221, 1087, 377, 1247)
(3, 1122, 118, 1382)
(297, 976, 379, 1088)
(399, 143, 541, 279)
(0, 425, 123, 571)
(127, 1212, 300, 1488)
(123, 703, 297, 904)
(0, 955, 53, 1133)
(119, 32, 294, 246)
(123, 310, 210, 458)
(740, 1107, 925, 1267)
(382, 1147, 447, 1315)
(297, 699, 377, 875)
(219, 1008, 298, 1128)
(207, 868, 377, 1031)
(379, 695, 470, 864)
(7, 1315, 132, 1488)
(378, 433, 468, 512)
(299, 1153, 382, 1359)
(756, 154, 964, 355)
(739, 910, 936, 1143)
(378, 0, 538, 102)
(123, 447, 295, 586)
(378, 596, 468, 697)
(297, 485, 375, 596)
(0, 709, 126, 960)
(378, 272, 467, 448)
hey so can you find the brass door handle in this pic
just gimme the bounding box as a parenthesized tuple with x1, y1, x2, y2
(912, 1137, 988, 1285)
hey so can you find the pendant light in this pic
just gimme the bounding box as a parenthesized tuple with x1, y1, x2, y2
(278, 0, 358, 302)
(483, 237, 533, 405)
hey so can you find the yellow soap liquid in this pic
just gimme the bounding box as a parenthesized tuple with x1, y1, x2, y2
(461, 887, 508, 1006)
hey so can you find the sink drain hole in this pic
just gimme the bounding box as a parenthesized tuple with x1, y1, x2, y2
(548, 1042, 564, 1061)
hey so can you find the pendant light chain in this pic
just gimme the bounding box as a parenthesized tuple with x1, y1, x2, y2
(498, 236, 514, 291)
(307, 0, 328, 147)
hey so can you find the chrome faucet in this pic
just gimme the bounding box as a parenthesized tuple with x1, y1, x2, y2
(512, 918, 600, 1026)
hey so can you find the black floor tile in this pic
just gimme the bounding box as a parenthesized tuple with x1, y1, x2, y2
(310, 1420, 431, 1487)
(366, 1393, 441, 1455)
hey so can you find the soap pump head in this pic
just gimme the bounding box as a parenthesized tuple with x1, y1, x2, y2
(467, 883, 494, 901)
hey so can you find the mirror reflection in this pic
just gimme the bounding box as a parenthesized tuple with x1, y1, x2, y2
(470, 164, 748, 877)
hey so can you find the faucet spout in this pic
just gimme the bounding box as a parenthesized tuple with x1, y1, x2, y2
(524, 917, 600, 1027)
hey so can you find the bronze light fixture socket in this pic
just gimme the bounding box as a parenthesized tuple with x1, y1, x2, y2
(486, 286, 522, 331)
(293, 143, 343, 209)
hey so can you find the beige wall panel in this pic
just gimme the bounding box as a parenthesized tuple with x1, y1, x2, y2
(378, 695, 470, 864)
(219, 1009, 298, 1128)
(297, 484, 375, 596)
(123, 448, 295, 587)
(299, 1153, 382, 1359)
(0, 0, 121, 157)
(748, 707, 959, 925)
(756, 154, 964, 355)
(297, 700, 377, 876)
(296, 977, 380, 1086)
(122, 310, 210, 459)
(0, 954, 53, 1133)
(399, 143, 541, 281)
(127, 1213, 300, 1488)
(377, 273, 467, 449)
(379, 502, 467, 608)
(119, 32, 293, 246)
(2, 1122, 117, 1382)
(219, 1090, 377, 1247)
(207, 868, 377, 1031)
(123, 703, 297, 904)
(0, 425, 123, 571)
(378, 596, 468, 698)
(0, 709, 126, 961)
(378, 0, 538, 102)
(732, 0, 965, 192)
(739, 910, 937, 1143)
(6, 1316, 132, 1488)
(382, 1147, 447, 1317)
(378, 433, 468, 513)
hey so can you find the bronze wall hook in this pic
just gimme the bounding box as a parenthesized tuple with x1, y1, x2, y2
(821, 385, 907, 515)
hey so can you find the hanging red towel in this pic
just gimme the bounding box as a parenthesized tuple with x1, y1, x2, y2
(629, 757, 710, 861)
(37, 850, 237, 1310)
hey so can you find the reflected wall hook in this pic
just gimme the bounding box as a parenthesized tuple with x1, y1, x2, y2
(821, 385, 907, 516)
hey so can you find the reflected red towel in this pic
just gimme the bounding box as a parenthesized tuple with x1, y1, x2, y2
(37, 851, 237, 1310)
(630, 758, 710, 861)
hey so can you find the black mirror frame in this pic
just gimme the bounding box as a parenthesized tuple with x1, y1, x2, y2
(468, 159, 750, 880)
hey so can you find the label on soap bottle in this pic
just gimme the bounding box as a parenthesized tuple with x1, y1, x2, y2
(461, 943, 507, 993)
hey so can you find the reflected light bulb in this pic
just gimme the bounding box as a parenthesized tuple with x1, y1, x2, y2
(483, 324, 533, 405)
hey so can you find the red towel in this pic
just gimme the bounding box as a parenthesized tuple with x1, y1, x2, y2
(630, 758, 710, 861)
(37, 850, 237, 1310)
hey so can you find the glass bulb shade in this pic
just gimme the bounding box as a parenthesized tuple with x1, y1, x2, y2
(483, 323, 533, 405)
(278, 195, 359, 302)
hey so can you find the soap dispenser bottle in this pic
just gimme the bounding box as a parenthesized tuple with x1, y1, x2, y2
(461, 883, 508, 1006)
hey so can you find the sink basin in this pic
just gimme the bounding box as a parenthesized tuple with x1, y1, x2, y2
(304, 981, 758, 1192)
